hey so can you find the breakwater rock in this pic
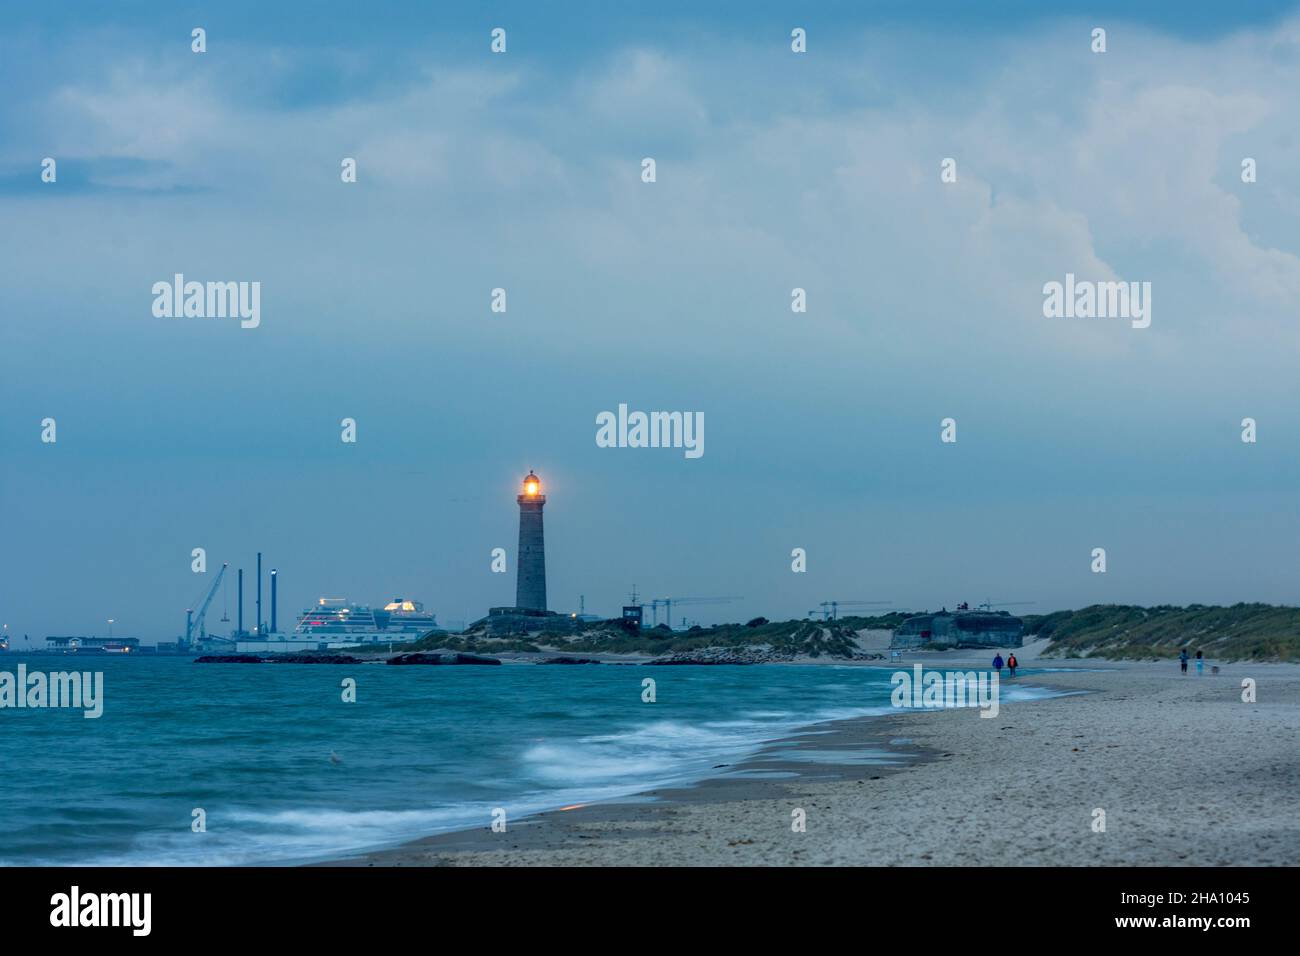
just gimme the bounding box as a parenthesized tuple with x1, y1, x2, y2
(646, 653, 758, 665)
(195, 654, 363, 664)
(386, 652, 502, 666)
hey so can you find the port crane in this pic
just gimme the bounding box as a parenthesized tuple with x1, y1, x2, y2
(629, 593, 742, 628)
(185, 563, 228, 649)
(807, 600, 893, 621)
(651, 596, 743, 628)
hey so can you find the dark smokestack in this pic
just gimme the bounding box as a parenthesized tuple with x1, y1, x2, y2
(271, 569, 278, 634)
(237, 568, 244, 634)
(256, 552, 262, 636)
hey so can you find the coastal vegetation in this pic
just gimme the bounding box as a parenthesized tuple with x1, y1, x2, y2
(381, 605, 1300, 663)
(403, 617, 874, 660)
(403, 632, 541, 654)
(1023, 603, 1300, 661)
(559, 618, 863, 658)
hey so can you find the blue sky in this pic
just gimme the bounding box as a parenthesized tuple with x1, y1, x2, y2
(4, 2, 1300, 641)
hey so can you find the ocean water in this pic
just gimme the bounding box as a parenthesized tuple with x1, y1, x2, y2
(0, 655, 1060, 866)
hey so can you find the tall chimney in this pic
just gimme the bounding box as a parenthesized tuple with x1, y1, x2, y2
(256, 552, 262, 636)
(271, 569, 278, 634)
(237, 568, 244, 634)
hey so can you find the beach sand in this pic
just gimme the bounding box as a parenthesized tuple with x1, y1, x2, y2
(325, 659, 1300, 866)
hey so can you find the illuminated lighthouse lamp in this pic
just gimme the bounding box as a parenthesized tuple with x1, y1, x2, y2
(523, 470, 541, 497)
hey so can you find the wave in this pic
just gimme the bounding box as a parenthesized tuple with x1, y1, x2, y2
(18, 676, 1068, 867)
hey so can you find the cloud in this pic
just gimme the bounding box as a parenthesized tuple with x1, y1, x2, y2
(7, 11, 1300, 632)
(7, 18, 1300, 369)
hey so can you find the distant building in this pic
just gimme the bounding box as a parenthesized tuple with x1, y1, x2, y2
(891, 610, 1023, 649)
(621, 605, 643, 629)
(45, 636, 140, 653)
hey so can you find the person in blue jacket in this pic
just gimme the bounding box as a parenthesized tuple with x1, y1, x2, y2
(992, 653, 1004, 675)
(1179, 648, 1189, 674)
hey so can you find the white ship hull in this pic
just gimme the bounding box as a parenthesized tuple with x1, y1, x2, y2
(236, 597, 437, 654)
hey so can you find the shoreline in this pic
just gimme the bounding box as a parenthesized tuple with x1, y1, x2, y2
(318, 659, 1300, 866)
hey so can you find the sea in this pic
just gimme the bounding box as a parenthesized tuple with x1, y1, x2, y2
(0, 655, 1063, 866)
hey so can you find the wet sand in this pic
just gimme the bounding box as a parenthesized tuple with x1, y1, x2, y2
(321, 660, 1300, 866)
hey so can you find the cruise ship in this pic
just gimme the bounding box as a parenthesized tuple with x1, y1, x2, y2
(234, 598, 438, 653)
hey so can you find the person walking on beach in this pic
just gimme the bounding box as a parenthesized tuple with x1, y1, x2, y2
(992, 653, 1004, 676)
(1007, 653, 1018, 678)
(1195, 650, 1204, 676)
(1179, 648, 1189, 674)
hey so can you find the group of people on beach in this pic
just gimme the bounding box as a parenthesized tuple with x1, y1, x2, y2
(989, 649, 1207, 678)
(991, 653, 1018, 678)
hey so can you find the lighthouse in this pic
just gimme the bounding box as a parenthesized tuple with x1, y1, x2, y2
(515, 470, 548, 611)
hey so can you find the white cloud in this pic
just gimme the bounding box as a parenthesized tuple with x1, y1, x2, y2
(7, 17, 1300, 369)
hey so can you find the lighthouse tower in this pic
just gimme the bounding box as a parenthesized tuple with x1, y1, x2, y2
(515, 470, 548, 611)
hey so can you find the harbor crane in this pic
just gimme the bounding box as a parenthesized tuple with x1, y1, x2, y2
(808, 600, 893, 621)
(630, 592, 743, 628)
(185, 563, 228, 649)
(651, 596, 743, 629)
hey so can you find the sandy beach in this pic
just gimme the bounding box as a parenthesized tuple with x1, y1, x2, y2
(325, 658, 1300, 866)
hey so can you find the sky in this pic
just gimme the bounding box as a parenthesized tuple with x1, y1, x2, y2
(3, 1, 1300, 642)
